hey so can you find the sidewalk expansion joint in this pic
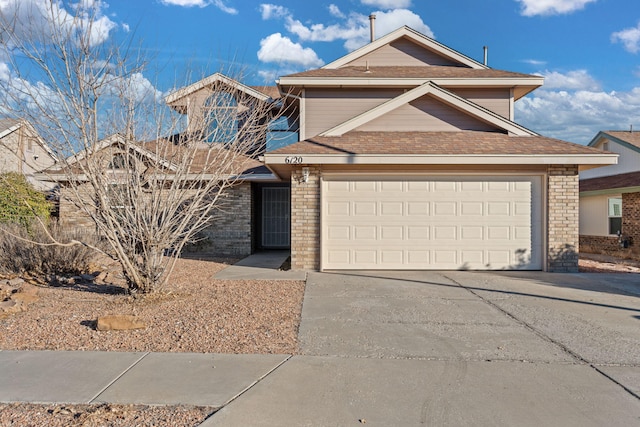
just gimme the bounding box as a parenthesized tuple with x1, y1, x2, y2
(221, 354, 293, 409)
(87, 352, 150, 404)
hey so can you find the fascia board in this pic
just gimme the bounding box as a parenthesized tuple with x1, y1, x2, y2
(165, 73, 271, 105)
(323, 26, 487, 70)
(277, 77, 543, 87)
(580, 186, 640, 196)
(264, 153, 619, 166)
(0, 122, 21, 140)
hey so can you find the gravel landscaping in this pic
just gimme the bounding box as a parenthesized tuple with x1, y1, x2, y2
(0, 256, 305, 426)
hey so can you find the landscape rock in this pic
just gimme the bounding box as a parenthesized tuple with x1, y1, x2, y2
(96, 315, 146, 331)
(8, 277, 24, 287)
(0, 299, 24, 313)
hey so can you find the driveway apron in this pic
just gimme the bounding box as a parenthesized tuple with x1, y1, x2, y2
(207, 270, 640, 426)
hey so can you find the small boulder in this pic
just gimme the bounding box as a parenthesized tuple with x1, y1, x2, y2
(0, 299, 24, 314)
(96, 315, 146, 331)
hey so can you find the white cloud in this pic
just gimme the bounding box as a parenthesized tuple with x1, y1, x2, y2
(160, 0, 238, 14)
(516, 0, 597, 16)
(522, 59, 547, 66)
(361, 0, 412, 9)
(515, 70, 640, 144)
(260, 3, 289, 20)
(257, 33, 324, 68)
(611, 22, 640, 53)
(328, 4, 345, 19)
(0, 0, 119, 47)
(540, 69, 601, 90)
(284, 9, 433, 51)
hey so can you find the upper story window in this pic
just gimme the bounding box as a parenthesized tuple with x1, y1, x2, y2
(266, 115, 299, 152)
(204, 92, 238, 143)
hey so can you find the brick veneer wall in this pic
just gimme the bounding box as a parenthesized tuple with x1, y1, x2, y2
(579, 235, 620, 252)
(622, 192, 640, 247)
(58, 185, 97, 230)
(290, 166, 320, 270)
(547, 165, 579, 272)
(192, 182, 252, 257)
(59, 182, 253, 257)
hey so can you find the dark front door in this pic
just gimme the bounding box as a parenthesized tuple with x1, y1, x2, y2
(262, 187, 290, 248)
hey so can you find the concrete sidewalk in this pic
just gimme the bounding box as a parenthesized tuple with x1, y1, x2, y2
(0, 350, 290, 408)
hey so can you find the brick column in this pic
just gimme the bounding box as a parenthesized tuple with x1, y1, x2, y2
(547, 165, 579, 272)
(290, 166, 320, 270)
(622, 192, 640, 247)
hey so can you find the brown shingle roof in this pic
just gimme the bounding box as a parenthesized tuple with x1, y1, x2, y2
(282, 66, 538, 80)
(269, 131, 605, 156)
(250, 85, 281, 99)
(580, 171, 640, 192)
(602, 131, 640, 150)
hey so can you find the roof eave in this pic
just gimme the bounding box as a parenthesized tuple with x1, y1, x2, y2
(265, 153, 618, 166)
(277, 76, 544, 88)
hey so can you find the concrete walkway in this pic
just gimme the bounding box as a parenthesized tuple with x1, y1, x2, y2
(213, 250, 307, 280)
(1, 265, 640, 426)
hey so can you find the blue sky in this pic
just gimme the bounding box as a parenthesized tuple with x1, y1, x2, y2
(2, 0, 640, 145)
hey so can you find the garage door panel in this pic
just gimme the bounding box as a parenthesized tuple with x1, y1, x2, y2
(322, 176, 542, 270)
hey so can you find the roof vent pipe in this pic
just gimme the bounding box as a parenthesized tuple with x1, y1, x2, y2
(369, 14, 376, 42)
(483, 46, 488, 66)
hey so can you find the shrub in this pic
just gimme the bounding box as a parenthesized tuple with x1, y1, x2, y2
(0, 223, 99, 278)
(0, 172, 51, 228)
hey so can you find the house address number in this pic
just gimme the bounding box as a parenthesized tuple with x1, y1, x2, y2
(285, 156, 303, 164)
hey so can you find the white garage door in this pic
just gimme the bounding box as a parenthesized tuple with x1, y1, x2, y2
(322, 175, 543, 270)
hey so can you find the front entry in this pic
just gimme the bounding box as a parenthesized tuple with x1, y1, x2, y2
(261, 187, 291, 248)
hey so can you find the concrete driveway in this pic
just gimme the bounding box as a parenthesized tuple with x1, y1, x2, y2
(208, 271, 640, 426)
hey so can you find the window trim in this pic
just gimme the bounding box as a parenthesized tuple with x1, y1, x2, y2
(608, 197, 622, 235)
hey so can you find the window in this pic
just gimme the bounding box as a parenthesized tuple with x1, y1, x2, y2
(608, 197, 622, 235)
(266, 115, 299, 151)
(109, 153, 134, 169)
(204, 92, 238, 143)
(602, 141, 609, 151)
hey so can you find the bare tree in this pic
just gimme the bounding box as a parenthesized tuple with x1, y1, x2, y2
(0, 1, 283, 293)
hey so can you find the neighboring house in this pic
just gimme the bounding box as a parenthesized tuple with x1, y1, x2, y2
(0, 118, 57, 190)
(579, 130, 640, 252)
(261, 26, 615, 272)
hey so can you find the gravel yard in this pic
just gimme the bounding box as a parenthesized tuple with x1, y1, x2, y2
(0, 256, 305, 426)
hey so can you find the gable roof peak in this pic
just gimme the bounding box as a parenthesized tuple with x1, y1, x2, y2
(323, 25, 488, 71)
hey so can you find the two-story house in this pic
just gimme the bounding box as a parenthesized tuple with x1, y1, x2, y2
(260, 26, 614, 272)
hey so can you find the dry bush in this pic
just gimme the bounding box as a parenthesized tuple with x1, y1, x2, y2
(0, 223, 100, 278)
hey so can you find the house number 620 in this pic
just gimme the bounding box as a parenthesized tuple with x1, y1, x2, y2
(285, 156, 303, 164)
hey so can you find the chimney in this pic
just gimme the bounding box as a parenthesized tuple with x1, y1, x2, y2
(369, 14, 376, 42)
(483, 46, 488, 66)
